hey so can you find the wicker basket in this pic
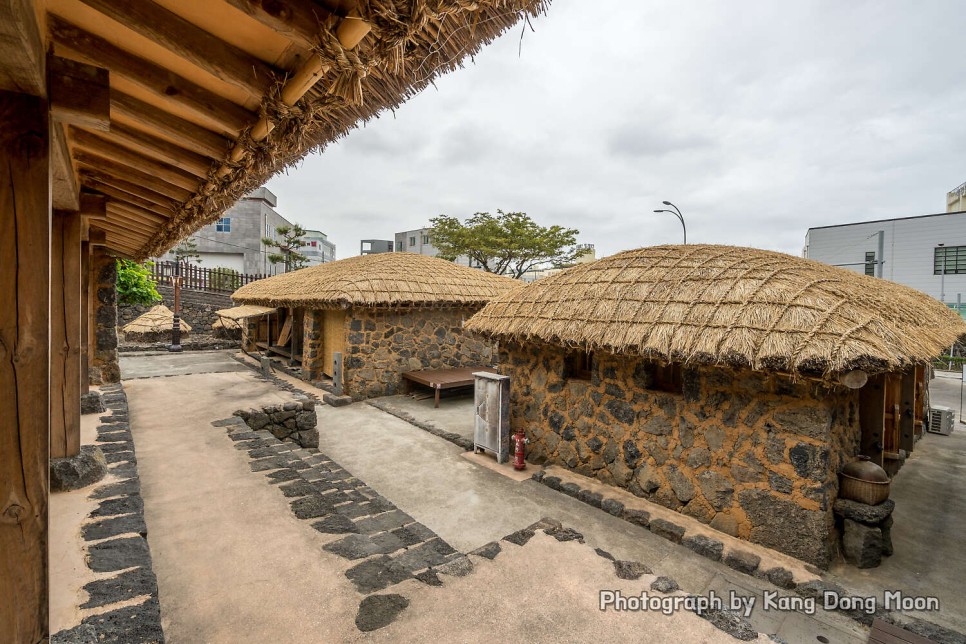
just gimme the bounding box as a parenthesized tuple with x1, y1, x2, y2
(839, 473, 891, 505)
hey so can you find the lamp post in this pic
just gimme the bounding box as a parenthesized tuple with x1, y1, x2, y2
(168, 260, 183, 352)
(654, 200, 687, 244)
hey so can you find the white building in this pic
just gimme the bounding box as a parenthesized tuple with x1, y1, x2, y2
(302, 229, 336, 265)
(804, 211, 966, 303)
(521, 243, 597, 283)
(394, 226, 477, 267)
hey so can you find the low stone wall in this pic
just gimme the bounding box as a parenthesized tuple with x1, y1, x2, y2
(118, 285, 233, 333)
(499, 341, 863, 568)
(90, 249, 119, 385)
(233, 401, 318, 448)
(339, 306, 497, 401)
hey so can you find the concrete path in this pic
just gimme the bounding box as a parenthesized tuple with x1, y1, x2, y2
(370, 393, 476, 441)
(120, 350, 249, 379)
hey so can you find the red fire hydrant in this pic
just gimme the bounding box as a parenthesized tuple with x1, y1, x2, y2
(512, 430, 528, 471)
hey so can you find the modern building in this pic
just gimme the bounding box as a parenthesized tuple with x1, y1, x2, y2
(804, 211, 966, 302)
(160, 187, 293, 275)
(521, 243, 597, 282)
(302, 229, 336, 266)
(360, 239, 394, 255)
(394, 227, 475, 267)
(948, 181, 966, 213)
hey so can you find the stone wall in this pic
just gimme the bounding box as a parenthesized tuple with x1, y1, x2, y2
(342, 306, 496, 401)
(233, 401, 318, 448)
(90, 249, 119, 385)
(499, 341, 863, 568)
(118, 285, 233, 333)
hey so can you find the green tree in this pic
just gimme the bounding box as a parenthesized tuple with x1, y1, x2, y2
(429, 211, 580, 279)
(116, 260, 163, 305)
(263, 224, 309, 272)
(172, 237, 202, 269)
(209, 266, 242, 292)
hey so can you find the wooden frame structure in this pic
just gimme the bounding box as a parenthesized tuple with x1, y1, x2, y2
(0, 0, 545, 639)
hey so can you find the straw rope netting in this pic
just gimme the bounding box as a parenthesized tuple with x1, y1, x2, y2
(121, 305, 192, 337)
(465, 245, 966, 376)
(231, 252, 521, 308)
(140, 0, 548, 259)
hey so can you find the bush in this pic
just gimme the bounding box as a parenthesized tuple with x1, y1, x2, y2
(209, 267, 242, 291)
(116, 260, 162, 306)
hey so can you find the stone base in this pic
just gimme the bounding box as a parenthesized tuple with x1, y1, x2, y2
(80, 391, 105, 415)
(834, 498, 895, 569)
(323, 393, 353, 407)
(50, 445, 108, 492)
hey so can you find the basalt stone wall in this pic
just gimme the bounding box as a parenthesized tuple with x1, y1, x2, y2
(343, 306, 496, 401)
(90, 249, 120, 385)
(499, 341, 863, 568)
(233, 401, 318, 448)
(118, 285, 234, 332)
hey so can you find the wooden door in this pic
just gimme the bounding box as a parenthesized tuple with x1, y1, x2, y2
(322, 310, 345, 378)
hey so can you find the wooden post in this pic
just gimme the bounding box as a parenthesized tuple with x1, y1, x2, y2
(859, 373, 886, 467)
(80, 239, 91, 394)
(0, 91, 50, 643)
(51, 211, 82, 459)
(899, 368, 917, 454)
(333, 351, 343, 396)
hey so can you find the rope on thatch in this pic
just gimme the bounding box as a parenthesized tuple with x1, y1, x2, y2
(231, 252, 521, 309)
(122, 305, 192, 340)
(464, 244, 966, 376)
(136, 0, 548, 260)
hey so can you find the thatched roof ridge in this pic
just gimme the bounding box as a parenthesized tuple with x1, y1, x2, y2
(465, 244, 966, 375)
(232, 252, 521, 308)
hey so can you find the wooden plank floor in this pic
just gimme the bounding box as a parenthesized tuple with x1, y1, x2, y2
(868, 619, 934, 644)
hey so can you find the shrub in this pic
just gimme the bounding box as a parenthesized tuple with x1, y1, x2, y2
(116, 260, 162, 306)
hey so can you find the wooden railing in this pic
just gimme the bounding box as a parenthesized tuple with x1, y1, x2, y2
(150, 261, 267, 294)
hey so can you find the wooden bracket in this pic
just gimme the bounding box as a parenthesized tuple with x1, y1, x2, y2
(78, 192, 107, 219)
(48, 55, 110, 131)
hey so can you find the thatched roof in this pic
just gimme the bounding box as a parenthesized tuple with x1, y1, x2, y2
(215, 305, 277, 321)
(122, 305, 192, 336)
(18, 1, 546, 260)
(465, 244, 966, 375)
(232, 252, 520, 308)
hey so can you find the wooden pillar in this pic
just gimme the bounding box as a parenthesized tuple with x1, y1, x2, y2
(0, 91, 50, 643)
(51, 211, 82, 459)
(80, 239, 91, 394)
(859, 373, 886, 467)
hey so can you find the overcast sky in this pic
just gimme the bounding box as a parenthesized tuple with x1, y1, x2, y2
(266, 0, 966, 261)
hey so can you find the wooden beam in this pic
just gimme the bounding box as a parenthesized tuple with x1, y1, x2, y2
(93, 218, 153, 239)
(88, 229, 107, 245)
(76, 0, 277, 99)
(71, 128, 203, 189)
(48, 55, 110, 131)
(223, 0, 332, 51)
(51, 122, 80, 211)
(101, 122, 215, 177)
(49, 15, 253, 134)
(214, 11, 370, 179)
(0, 90, 49, 644)
(74, 150, 194, 202)
(108, 201, 170, 225)
(79, 192, 108, 219)
(51, 212, 83, 459)
(82, 178, 178, 218)
(111, 91, 231, 159)
(0, 0, 45, 95)
(81, 240, 91, 394)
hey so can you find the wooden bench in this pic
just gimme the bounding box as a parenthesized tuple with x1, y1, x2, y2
(868, 619, 935, 644)
(402, 366, 497, 408)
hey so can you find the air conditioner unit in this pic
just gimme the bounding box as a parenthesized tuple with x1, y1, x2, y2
(928, 406, 955, 436)
(473, 371, 510, 463)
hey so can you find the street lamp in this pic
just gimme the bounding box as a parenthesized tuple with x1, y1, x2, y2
(168, 260, 183, 352)
(653, 200, 687, 244)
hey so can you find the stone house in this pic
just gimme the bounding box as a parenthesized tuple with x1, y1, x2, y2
(232, 252, 520, 400)
(466, 244, 965, 568)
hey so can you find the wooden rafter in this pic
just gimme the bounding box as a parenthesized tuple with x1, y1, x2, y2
(0, 0, 45, 95)
(48, 56, 110, 131)
(97, 122, 215, 177)
(110, 91, 232, 159)
(76, 0, 278, 99)
(49, 15, 254, 134)
(71, 128, 203, 190)
(73, 150, 193, 202)
(222, 0, 333, 51)
(82, 177, 178, 217)
(108, 201, 170, 225)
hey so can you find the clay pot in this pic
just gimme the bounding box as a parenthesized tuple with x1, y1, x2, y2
(839, 456, 891, 505)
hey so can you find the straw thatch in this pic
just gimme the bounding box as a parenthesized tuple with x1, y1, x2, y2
(140, 0, 548, 259)
(214, 305, 277, 321)
(122, 305, 192, 340)
(466, 244, 966, 376)
(232, 252, 520, 309)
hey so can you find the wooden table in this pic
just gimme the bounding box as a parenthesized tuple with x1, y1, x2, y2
(402, 366, 497, 408)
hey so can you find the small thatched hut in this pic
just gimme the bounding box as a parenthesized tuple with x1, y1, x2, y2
(232, 253, 519, 399)
(466, 244, 966, 567)
(121, 305, 191, 342)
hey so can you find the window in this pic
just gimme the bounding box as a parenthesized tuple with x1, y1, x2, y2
(565, 350, 594, 381)
(310, 241, 318, 247)
(934, 246, 966, 275)
(649, 362, 683, 394)
(865, 251, 876, 276)
(216, 217, 231, 232)
(422, 234, 430, 244)
(396, 241, 403, 251)
(409, 236, 417, 246)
